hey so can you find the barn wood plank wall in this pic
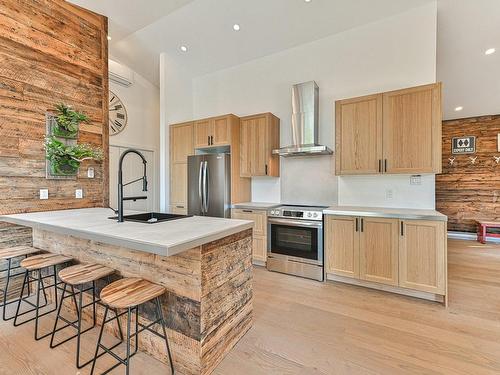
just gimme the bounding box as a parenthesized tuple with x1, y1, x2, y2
(436, 115, 500, 232)
(0, 0, 109, 215)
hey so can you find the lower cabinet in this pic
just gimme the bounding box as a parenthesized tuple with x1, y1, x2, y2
(399, 220, 446, 294)
(170, 204, 187, 215)
(231, 208, 267, 264)
(325, 215, 447, 302)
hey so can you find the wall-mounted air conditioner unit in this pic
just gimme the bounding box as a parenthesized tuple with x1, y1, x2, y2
(109, 59, 134, 87)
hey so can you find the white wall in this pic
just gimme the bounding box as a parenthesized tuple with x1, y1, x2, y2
(190, 3, 437, 209)
(109, 62, 160, 210)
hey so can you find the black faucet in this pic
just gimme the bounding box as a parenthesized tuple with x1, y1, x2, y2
(117, 149, 148, 222)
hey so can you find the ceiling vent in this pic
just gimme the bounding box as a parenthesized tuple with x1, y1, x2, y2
(109, 59, 134, 87)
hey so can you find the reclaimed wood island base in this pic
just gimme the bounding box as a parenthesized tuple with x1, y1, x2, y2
(1, 208, 254, 375)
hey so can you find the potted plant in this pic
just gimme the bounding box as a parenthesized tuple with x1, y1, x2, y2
(52, 103, 89, 139)
(45, 136, 103, 176)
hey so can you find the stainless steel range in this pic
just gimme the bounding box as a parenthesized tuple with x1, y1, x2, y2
(267, 205, 326, 281)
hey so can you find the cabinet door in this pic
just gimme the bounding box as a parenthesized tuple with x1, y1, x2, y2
(325, 216, 359, 278)
(335, 94, 382, 175)
(252, 236, 267, 263)
(251, 116, 268, 176)
(359, 217, 399, 286)
(382, 83, 442, 174)
(212, 116, 231, 146)
(194, 119, 211, 148)
(170, 163, 187, 204)
(399, 220, 446, 294)
(240, 118, 253, 177)
(170, 123, 194, 163)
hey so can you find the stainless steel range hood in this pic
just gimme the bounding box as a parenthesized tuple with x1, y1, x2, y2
(273, 81, 332, 157)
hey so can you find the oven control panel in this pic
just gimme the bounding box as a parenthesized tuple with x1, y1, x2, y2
(268, 206, 324, 221)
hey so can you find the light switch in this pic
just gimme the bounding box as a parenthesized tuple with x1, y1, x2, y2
(39, 189, 48, 200)
(87, 167, 95, 178)
(75, 189, 83, 199)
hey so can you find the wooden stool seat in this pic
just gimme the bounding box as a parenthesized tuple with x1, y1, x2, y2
(59, 263, 114, 285)
(20, 253, 72, 271)
(100, 278, 165, 309)
(0, 245, 40, 260)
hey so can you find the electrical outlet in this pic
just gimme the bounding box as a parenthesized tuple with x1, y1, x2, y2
(87, 167, 95, 178)
(410, 175, 422, 185)
(39, 189, 48, 200)
(75, 189, 83, 199)
(385, 189, 394, 200)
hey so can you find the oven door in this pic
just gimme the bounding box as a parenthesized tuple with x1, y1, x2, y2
(268, 218, 323, 265)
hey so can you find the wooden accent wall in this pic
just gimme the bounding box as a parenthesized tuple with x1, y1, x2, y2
(436, 115, 500, 232)
(0, 0, 109, 214)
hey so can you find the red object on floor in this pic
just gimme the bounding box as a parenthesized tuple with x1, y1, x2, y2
(477, 221, 500, 244)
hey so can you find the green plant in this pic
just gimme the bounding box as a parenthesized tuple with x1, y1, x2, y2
(53, 103, 89, 138)
(44, 136, 103, 176)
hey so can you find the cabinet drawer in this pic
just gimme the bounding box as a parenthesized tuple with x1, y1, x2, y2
(170, 205, 187, 215)
(231, 209, 267, 237)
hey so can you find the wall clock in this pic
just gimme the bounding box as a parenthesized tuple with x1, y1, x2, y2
(109, 90, 127, 136)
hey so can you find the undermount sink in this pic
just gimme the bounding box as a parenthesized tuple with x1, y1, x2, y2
(110, 212, 191, 224)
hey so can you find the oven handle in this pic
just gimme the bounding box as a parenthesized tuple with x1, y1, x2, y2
(268, 218, 323, 228)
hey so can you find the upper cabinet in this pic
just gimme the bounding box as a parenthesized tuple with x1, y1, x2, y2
(194, 115, 234, 148)
(335, 94, 382, 175)
(171, 122, 194, 164)
(335, 83, 442, 175)
(240, 113, 280, 177)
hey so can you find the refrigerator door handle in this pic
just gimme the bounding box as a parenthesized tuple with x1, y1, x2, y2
(202, 161, 208, 213)
(204, 161, 210, 213)
(198, 161, 204, 214)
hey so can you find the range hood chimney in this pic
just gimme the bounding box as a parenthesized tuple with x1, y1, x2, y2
(273, 81, 332, 157)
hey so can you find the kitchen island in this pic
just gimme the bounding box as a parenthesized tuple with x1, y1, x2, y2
(0, 208, 254, 375)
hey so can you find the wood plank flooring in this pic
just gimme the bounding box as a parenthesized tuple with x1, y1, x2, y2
(1, 239, 500, 374)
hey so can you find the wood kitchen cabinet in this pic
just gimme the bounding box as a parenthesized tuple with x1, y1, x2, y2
(231, 208, 268, 264)
(334, 83, 442, 175)
(325, 213, 447, 304)
(399, 220, 446, 294)
(194, 115, 234, 148)
(359, 217, 399, 286)
(335, 94, 382, 175)
(240, 113, 280, 177)
(169, 121, 194, 214)
(325, 216, 360, 278)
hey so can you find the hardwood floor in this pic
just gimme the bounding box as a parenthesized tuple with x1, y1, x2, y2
(1, 239, 500, 374)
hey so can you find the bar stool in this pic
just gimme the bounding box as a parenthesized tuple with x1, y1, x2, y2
(0, 246, 41, 321)
(50, 263, 123, 369)
(90, 278, 174, 375)
(13, 253, 73, 340)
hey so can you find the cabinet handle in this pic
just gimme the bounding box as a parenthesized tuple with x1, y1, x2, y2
(210, 135, 214, 145)
(400, 221, 404, 236)
(378, 160, 382, 173)
(176, 205, 184, 209)
(242, 209, 253, 213)
(207, 136, 210, 145)
(265, 164, 268, 175)
(384, 159, 388, 173)
(355, 218, 359, 232)
(360, 218, 364, 232)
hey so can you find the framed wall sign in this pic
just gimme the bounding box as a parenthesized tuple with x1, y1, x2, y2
(452, 136, 476, 154)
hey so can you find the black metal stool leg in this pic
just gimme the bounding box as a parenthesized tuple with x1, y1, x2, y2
(13, 270, 28, 327)
(90, 305, 108, 375)
(155, 297, 174, 374)
(1, 258, 12, 321)
(49, 282, 67, 348)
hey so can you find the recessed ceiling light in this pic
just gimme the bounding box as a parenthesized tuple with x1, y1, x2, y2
(485, 48, 496, 55)
(107, 35, 112, 41)
(233, 24, 240, 31)
(454, 106, 463, 112)
(305, 0, 312, 2)
(180, 45, 188, 52)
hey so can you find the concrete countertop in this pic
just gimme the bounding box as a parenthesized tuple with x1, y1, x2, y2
(0, 208, 253, 257)
(231, 202, 280, 210)
(323, 206, 447, 221)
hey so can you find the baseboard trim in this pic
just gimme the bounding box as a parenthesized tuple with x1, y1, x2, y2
(326, 273, 445, 304)
(252, 259, 266, 267)
(448, 231, 500, 243)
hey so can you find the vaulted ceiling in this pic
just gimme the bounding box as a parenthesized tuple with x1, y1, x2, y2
(70, 0, 500, 120)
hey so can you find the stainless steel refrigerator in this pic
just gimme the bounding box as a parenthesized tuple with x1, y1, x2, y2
(187, 153, 231, 218)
